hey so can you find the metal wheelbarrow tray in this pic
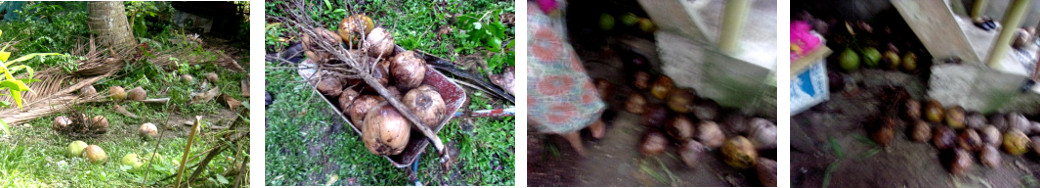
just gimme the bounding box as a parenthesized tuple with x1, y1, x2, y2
(298, 47, 467, 168)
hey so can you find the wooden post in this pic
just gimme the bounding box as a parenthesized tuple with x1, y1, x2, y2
(985, 0, 1032, 67)
(719, 0, 752, 54)
(971, 0, 988, 19)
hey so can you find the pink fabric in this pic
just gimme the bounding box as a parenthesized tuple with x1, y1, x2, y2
(791, 21, 821, 61)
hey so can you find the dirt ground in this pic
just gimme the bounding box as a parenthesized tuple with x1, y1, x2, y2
(791, 69, 1040, 188)
(527, 36, 776, 187)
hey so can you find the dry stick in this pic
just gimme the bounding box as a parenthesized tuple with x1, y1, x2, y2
(175, 116, 203, 187)
(282, 0, 451, 166)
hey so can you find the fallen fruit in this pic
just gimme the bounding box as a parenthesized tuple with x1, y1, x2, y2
(665, 116, 695, 140)
(923, 99, 944, 123)
(139, 123, 158, 139)
(1003, 129, 1030, 155)
(981, 125, 1002, 146)
(127, 87, 146, 101)
(957, 128, 983, 151)
(624, 94, 647, 114)
(721, 136, 758, 169)
(121, 153, 143, 169)
(365, 27, 396, 58)
(640, 130, 669, 156)
(666, 88, 697, 113)
(390, 51, 427, 91)
(402, 85, 446, 127)
(83, 145, 107, 164)
(204, 72, 219, 83)
(861, 47, 881, 68)
(67, 140, 88, 157)
(839, 48, 860, 72)
(362, 104, 411, 155)
(933, 126, 956, 149)
(910, 120, 931, 142)
(945, 105, 966, 129)
(109, 86, 126, 100)
(649, 75, 675, 100)
(980, 145, 1001, 168)
(696, 121, 726, 148)
(677, 139, 707, 168)
(756, 158, 778, 187)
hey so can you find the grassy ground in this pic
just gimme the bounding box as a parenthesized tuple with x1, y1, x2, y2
(0, 2, 250, 187)
(265, 0, 515, 186)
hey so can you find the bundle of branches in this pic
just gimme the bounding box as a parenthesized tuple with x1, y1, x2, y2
(52, 112, 109, 137)
(275, 0, 452, 166)
(0, 38, 121, 125)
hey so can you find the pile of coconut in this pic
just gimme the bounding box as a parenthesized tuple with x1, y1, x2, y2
(608, 71, 777, 187)
(871, 98, 1040, 175)
(304, 15, 448, 156)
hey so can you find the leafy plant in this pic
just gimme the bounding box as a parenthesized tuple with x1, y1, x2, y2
(453, 10, 515, 74)
(0, 29, 64, 135)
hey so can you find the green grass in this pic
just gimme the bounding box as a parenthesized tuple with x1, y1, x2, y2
(265, 0, 515, 186)
(0, 2, 250, 187)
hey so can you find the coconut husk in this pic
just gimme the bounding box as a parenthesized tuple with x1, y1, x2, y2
(52, 112, 108, 137)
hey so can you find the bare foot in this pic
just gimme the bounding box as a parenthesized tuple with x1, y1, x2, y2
(562, 131, 586, 156)
(588, 119, 606, 139)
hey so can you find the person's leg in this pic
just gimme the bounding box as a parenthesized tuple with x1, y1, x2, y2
(588, 119, 605, 139)
(562, 131, 585, 156)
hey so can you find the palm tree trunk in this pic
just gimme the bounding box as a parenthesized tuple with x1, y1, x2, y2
(87, 2, 136, 52)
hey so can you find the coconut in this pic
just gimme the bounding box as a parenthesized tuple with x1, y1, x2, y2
(403, 85, 446, 127)
(82, 145, 107, 164)
(316, 77, 344, 97)
(139, 123, 158, 139)
(390, 51, 427, 91)
(632, 71, 651, 90)
(749, 120, 777, 150)
(957, 128, 983, 152)
(677, 139, 707, 168)
(142, 152, 162, 164)
(204, 72, 219, 83)
(1032, 136, 1040, 156)
(965, 112, 987, 129)
(1008, 113, 1030, 133)
(909, 120, 932, 142)
(944, 105, 966, 129)
(639, 130, 669, 156)
(365, 27, 395, 58)
(933, 126, 956, 149)
(981, 125, 1002, 146)
(947, 148, 973, 175)
(649, 75, 675, 100)
(127, 87, 146, 101)
(182, 74, 194, 83)
(665, 88, 697, 113)
(923, 99, 944, 123)
(53, 116, 72, 131)
(338, 15, 375, 48)
(723, 114, 750, 134)
(121, 153, 143, 169)
(337, 88, 360, 112)
(871, 117, 897, 146)
(721, 136, 758, 169)
(362, 104, 412, 155)
(980, 145, 1001, 168)
(641, 105, 670, 128)
(624, 94, 647, 114)
(665, 116, 695, 141)
(346, 95, 384, 127)
(904, 99, 921, 120)
(79, 85, 97, 97)
(990, 113, 1009, 131)
(109, 86, 127, 100)
(1003, 129, 1030, 155)
(90, 116, 108, 134)
(756, 158, 778, 187)
(696, 121, 726, 148)
(67, 140, 88, 157)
